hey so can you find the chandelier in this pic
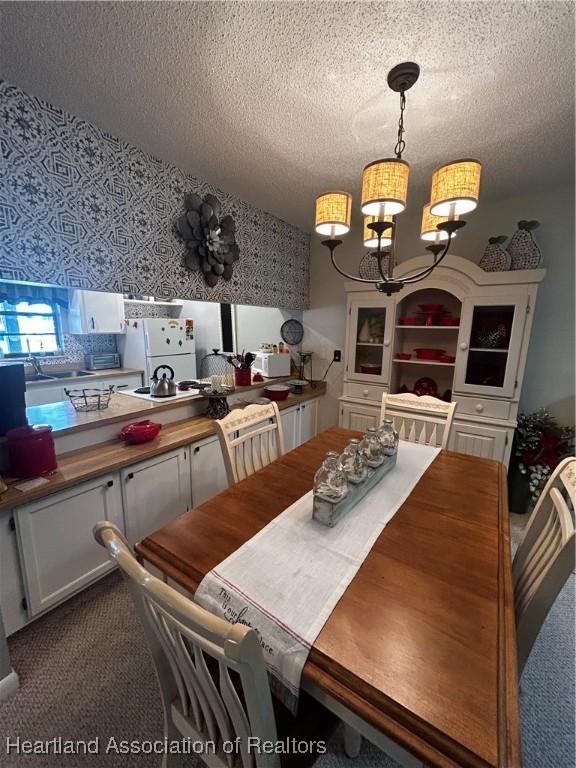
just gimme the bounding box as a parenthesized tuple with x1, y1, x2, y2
(314, 62, 482, 295)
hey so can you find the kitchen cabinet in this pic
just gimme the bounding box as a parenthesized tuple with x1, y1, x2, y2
(338, 256, 544, 465)
(0, 511, 27, 635)
(281, 399, 318, 452)
(68, 290, 125, 334)
(14, 473, 123, 618)
(453, 295, 527, 398)
(340, 401, 380, 432)
(448, 422, 511, 463)
(122, 448, 191, 545)
(345, 295, 395, 385)
(190, 436, 229, 506)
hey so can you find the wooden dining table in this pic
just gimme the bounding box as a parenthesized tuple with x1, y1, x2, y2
(136, 427, 521, 768)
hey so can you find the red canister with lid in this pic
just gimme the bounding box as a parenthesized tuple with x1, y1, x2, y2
(6, 424, 58, 478)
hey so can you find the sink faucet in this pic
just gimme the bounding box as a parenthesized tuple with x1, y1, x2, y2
(25, 339, 43, 375)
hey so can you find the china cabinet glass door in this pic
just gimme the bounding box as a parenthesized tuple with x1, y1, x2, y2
(346, 297, 394, 384)
(454, 295, 528, 398)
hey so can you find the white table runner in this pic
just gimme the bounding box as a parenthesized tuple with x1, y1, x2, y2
(195, 441, 440, 711)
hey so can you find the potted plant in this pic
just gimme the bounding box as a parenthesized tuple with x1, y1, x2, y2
(508, 409, 574, 513)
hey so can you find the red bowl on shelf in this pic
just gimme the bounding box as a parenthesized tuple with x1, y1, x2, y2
(119, 420, 162, 444)
(360, 363, 382, 375)
(414, 348, 446, 360)
(439, 354, 456, 363)
(440, 315, 460, 326)
(395, 353, 412, 360)
(399, 316, 419, 326)
(418, 303, 445, 314)
(263, 384, 290, 401)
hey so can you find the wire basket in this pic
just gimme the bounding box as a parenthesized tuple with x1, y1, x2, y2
(65, 386, 114, 412)
(199, 349, 235, 393)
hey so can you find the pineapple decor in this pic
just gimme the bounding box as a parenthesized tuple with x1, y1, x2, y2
(479, 235, 510, 272)
(507, 220, 541, 270)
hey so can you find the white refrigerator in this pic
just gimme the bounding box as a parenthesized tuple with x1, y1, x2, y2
(120, 318, 197, 383)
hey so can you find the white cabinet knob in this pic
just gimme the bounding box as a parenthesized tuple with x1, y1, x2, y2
(475, 403, 484, 413)
(460, 342, 468, 351)
(383, 339, 390, 347)
(363, 389, 369, 397)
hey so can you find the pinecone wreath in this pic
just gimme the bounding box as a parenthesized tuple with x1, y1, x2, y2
(507, 220, 541, 270)
(478, 235, 510, 271)
(177, 193, 239, 287)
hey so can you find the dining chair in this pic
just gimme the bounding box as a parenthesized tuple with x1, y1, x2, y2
(380, 393, 456, 450)
(215, 402, 286, 486)
(94, 522, 336, 768)
(512, 456, 575, 675)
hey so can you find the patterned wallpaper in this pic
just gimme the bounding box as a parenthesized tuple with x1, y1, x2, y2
(0, 81, 310, 309)
(123, 301, 173, 319)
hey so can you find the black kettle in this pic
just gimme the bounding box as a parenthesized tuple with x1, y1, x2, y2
(150, 365, 177, 397)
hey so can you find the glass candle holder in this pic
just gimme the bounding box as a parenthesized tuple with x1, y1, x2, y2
(377, 419, 399, 456)
(339, 439, 367, 484)
(313, 452, 349, 502)
(358, 427, 386, 467)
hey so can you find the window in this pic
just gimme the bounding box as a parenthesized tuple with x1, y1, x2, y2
(0, 299, 63, 356)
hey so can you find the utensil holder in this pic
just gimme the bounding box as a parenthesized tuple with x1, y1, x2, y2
(234, 368, 252, 386)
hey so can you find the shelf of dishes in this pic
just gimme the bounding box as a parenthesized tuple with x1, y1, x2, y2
(393, 359, 455, 367)
(397, 302, 460, 328)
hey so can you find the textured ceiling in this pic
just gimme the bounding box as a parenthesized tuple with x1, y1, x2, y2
(1, 1, 574, 232)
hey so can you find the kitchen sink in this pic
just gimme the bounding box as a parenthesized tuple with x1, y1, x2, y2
(24, 373, 56, 382)
(49, 370, 94, 379)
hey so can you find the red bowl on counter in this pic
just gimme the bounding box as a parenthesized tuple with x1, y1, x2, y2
(119, 420, 162, 444)
(395, 353, 412, 360)
(360, 363, 382, 375)
(413, 348, 446, 360)
(263, 384, 290, 401)
(439, 354, 456, 363)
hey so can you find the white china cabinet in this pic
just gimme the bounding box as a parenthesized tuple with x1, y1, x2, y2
(339, 255, 545, 465)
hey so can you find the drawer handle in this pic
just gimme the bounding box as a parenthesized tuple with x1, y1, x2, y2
(383, 339, 390, 347)
(107, 479, 114, 488)
(475, 403, 484, 413)
(126, 472, 134, 481)
(194, 446, 200, 455)
(460, 342, 468, 351)
(363, 389, 369, 396)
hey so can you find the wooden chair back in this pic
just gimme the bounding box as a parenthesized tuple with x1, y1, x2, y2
(512, 456, 575, 674)
(93, 522, 279, 768)
(215, 403, 285, 486)
(380, 393, 456, 450)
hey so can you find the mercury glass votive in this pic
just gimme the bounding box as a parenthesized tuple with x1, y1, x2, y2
(377, 419, 399, 456)
(339, 439, 368, 484)
(358, 427, 386, 467)
(313, 452, 349, 502)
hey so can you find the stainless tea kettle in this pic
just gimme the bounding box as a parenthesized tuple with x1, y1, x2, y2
(150, 365, 177, 397)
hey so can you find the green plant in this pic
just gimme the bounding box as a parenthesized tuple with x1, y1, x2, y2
(515, 409, 574, 501)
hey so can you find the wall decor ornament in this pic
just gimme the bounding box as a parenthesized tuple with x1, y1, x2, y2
(478, 235, 511, 272)
(177, 193, 239, 287)
(507, 220, 542, 270)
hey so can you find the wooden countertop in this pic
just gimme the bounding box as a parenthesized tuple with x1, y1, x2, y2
(0, 384, 325, 512)
(25, 375, 303, 436)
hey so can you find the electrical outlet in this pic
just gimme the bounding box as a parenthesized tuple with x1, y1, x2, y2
(333, 350, 342, 362)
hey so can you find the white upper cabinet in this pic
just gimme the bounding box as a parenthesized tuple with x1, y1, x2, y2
(345, 294, 395, 385)
(68, 290, 125, 334)
(454, 295, 528, 399)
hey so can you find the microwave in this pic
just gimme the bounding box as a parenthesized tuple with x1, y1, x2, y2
(253, 352, 291, 378)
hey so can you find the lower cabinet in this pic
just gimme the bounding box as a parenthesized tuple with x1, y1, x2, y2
(448, 421, 511, 463)
(190, 436, 229, 506)
(122, 447, 191, 545)
(340, 400, 380, 432)
(15, 473, 123, 618)
(281, 399, 318, 452)
(0, 510, 28, 634)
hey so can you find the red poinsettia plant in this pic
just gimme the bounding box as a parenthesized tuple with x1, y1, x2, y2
(516, 409, 575, 502)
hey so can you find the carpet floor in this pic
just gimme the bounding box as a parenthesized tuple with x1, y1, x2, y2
(1, 514, 573, 768)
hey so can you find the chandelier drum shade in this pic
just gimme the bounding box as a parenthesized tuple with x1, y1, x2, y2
(420, 204, 458, 242)
(361, 159, 409, 217)
(430, 159, 482, 216)
(313, 61, 481, 295)
(314, 192, 352, 236)
(364, 215, 394, 248)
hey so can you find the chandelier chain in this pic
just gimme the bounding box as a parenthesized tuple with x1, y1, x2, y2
(394, 91, 406, 159)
